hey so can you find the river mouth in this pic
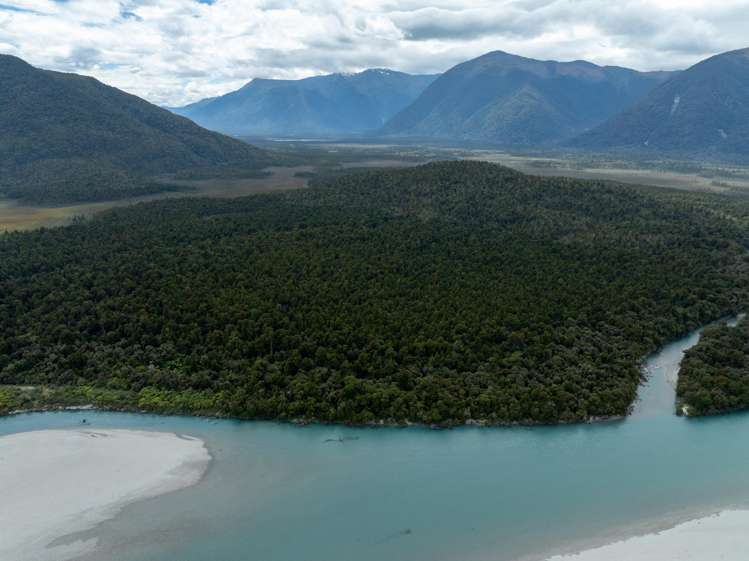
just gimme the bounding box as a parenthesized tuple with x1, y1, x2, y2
(633, 315, 743, 418)
(2, 321, 749, 561)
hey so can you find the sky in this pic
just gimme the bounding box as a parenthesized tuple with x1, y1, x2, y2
(1, 0, 748, 106)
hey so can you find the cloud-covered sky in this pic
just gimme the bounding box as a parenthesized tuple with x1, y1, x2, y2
(1, 0, 748, 106)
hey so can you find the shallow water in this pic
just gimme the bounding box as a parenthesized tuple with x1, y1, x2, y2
(3, 322, 749, 561)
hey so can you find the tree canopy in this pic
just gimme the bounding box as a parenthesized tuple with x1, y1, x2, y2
(678, 316, 749, 416)
(2, 161, 748, 424)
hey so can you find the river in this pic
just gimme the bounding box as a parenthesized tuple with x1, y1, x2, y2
(2, 320, 748, 561)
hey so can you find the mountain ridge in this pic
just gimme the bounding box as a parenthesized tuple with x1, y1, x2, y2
(380, 50, 673, 146)
(0, 54, 268, 203)
(172, 68, 438, 137)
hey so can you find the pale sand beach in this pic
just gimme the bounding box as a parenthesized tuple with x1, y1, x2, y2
(545, 510, 749, 561)
(0, 429, 211, 561)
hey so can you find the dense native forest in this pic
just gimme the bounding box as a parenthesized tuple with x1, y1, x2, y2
(0, 162, 188, 205)
(677, 316, 749, 416)
(2, 161, 749, 424)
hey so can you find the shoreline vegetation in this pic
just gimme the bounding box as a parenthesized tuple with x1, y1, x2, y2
(3, 315, 744, 427)
(3, 161, 749, 426)
(0, 316, 735, 427)
(677, 315, 749, 416)
(4, 314, 747, 426)
(0, 385, 627, 428)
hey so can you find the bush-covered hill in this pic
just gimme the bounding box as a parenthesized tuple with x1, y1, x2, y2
(677, 317, 749, 416)
(1, 161, 748, 424)
(0, 55, 269, 204)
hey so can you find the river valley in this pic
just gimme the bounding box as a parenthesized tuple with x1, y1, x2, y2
(2, 320, 749, 561)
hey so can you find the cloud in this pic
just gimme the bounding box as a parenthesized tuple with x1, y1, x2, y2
(390, 6, 532, 40)
(0, 0, 747, 106)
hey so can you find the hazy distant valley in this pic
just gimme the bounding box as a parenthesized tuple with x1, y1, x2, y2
(4, 45, 749, 214)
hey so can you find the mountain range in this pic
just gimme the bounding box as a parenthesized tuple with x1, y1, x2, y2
(380, 51, 673, 146)
(4, 45, 749, 207)
(0, 54, 267, 204)
(172, 69, 437, 137)
(571, 48, 749, 159)
(169, 47, 749, 159)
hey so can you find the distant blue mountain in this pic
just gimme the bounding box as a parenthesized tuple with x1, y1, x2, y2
(172, 69, 438, 137)
(381, 51, 673, 146)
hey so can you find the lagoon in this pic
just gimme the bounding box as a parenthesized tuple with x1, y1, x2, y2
(3, 323, 749, 561)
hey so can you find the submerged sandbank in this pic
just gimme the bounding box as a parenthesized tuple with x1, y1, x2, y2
(545, 510, 749, 561)
(0, 429, 210, 561)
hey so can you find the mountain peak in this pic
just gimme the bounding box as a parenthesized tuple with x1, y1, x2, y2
(482, 50, 515, 59)
(330, 68, 402, 78)
(360, 68, 398, 76)
(0, 53, 33, 71)
(476, 50, 599, 68)
(696, 47, 749, 67)
(720, 47, 749, 58)
(475, 50, 534, 65)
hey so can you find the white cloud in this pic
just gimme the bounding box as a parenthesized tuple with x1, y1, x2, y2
(0, 0, 747, 106)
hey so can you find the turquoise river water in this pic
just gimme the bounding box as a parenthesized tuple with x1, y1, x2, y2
(2, 320, 749, 561)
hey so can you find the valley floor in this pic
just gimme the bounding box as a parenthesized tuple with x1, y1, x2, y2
(4, 143, 749, 232)
(0, 165, 313, 232)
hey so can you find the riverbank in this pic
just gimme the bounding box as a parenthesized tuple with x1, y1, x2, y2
(545, 510, 749, 561)
(0, 395, 625, 429)
(0, 429, 210, 561)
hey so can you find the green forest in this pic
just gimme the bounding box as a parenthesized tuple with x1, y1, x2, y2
(2, 161, 749, 424)
(0, 160, 189, 205)
(677, 316, 749, 416)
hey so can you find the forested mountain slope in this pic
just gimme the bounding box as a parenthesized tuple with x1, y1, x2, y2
(380, 51, 671, 146)
(0, 55, 268, 204)
(1, 161, 748, 424)
(572, 48, 749, 160)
